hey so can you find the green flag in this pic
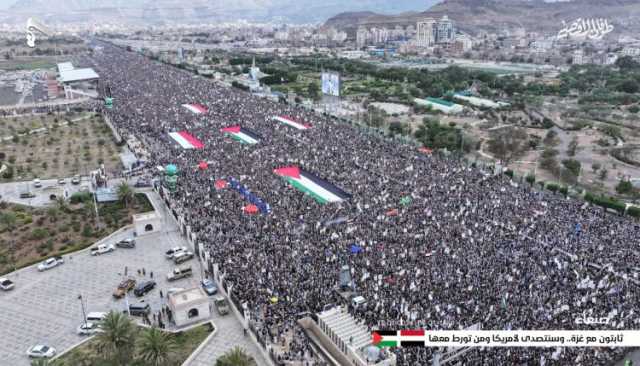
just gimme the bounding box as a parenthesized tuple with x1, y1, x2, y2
(400, 196, 412, 206)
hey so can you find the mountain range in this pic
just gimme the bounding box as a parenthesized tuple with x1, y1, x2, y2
(325, 0, 640, 37)
(2, 0, 436, 24)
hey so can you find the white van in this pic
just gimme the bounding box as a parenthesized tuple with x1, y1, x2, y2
(351, 296, 367, 308)
(86, 312, 107, 322)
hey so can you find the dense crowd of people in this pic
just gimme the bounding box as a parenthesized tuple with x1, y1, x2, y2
(86, 44, 640, 365)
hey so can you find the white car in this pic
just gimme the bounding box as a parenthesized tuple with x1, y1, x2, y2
(37, 257, 64, 271)
(90, 244, 115, 256)
(0, 277, 14, 291)
(26, 344, 56, 358)
(77, 322, 103, 335)
(165, 246, 187, 259)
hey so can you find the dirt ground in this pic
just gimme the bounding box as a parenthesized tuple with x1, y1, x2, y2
(0, 194, 153, 275)
(0, 112, 123, 181)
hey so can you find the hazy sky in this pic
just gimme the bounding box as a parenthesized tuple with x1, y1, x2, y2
(0, 0, 14, 9)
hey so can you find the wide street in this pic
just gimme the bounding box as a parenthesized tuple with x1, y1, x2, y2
(0, 190, 266, 366)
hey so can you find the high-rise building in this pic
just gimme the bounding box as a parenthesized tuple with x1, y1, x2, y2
(416, 18, 437, 47)
(417, 15, 456, 47)
(436, 15, 456, 44)
(356, 26, 370, 48)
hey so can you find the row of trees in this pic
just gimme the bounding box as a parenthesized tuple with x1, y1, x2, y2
(35, 311, 255, 366)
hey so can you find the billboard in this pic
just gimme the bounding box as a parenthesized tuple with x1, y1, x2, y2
(321, 72, 340, 97)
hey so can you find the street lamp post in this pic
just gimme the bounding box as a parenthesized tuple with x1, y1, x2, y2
(78, 294, 87, 327)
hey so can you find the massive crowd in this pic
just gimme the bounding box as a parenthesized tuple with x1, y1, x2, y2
(87, 44, 640, 365)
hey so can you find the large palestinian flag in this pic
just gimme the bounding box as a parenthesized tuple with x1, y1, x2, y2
(221, 126, 261, 144)
(273, 116, 311, 130)
(169, 131, 204, 149)
(182, 103, 208, 114)
(274, 166, 350, 204)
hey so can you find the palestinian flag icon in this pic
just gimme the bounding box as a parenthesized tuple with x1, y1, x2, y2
(273, 116, 312, 130)
(274, 166, 350, 204)
(182, 103, 208, 114)
(220, 126, 261, 144)
(372, 330, 425, 348)
(169, 131, 204, 149)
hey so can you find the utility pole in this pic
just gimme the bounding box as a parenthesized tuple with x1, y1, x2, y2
(78, 294, 87, 326)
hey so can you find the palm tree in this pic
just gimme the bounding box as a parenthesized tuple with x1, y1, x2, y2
(95, 311, 136, 366)
(215, 347, 256, 366)
(137, 326, 176, 366)
(117, 181, 134, 208)
(30, 359, 49, 366)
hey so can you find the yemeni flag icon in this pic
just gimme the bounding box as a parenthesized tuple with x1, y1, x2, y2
(372, 330, 425, 348)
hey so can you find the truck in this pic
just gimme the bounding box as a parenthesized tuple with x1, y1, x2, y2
(214, 295, 229, 315)
(166, 266, 192, 281)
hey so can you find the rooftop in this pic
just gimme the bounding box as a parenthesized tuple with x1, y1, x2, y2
(57, 62, 74, 72)
(59, 68, 99, 83)
(168, 287, 208, 308)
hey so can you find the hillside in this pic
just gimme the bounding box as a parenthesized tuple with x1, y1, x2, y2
(325, 0, 640, 37)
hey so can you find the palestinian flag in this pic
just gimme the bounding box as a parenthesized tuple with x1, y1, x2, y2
(372, 330, 425, 348)
(169, 131, 204, 149)
(274, 166, 350, 204)
(273, 116, 311, 130)
(182, 103, 208, 114)
(221, 126, 260, 144)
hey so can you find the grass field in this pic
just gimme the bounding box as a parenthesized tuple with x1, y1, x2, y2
(0, 112, 123, 181)
(52, 322, 214, 366)
(0, 193, 153, 275)
(0, 56, 57, 71)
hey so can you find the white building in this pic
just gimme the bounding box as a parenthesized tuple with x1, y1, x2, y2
(416, 18, 437, 47)
(414, 97, 464, 114)
(622, 47, 640, 57)
(168, 288, 211, 328)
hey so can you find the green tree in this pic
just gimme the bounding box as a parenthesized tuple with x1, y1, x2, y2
(486, 126, 529, 164)
(616, 180, 635, 195)
(599, 168, 608, 181)
(591, 162, 601, 173)
(567, 136, 578, 157)
(95, 311, 136, 365)
(215, 347, 256, 366)
(117, 182, 133, 208)
(30, 359, 49, 366)
(137, 327, 176, 366)
(562, 159, 581, 177)
(307, 82, 321, 101)
(0, 211, 17, 232)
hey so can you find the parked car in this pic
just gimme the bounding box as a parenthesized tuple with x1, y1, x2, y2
(165, 246, 187, 259)
(90, 243, 115, 256)
(0, 277, 14, 291)
(71, 175, 81, 185)
(134, 178, 152, 188)
(201, 279, 217, 296)
(127, 303, 151, 316)
(86, 312, 107, 322)
(19, 192, 36, 199)
(214, 295, 229, 315)
(113, 278, 136, 299)
(33, 179, 42, 188)
(173, 251, 194, 264)
(115, 238, 136, 248)
(57, 178, 66, 185)
(167, 266, 192, 281)
(77, 322, 103, 335)
(134, 280, 156, 297)
(26, 344, 56, 358)
(37, 257, 64, 271)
